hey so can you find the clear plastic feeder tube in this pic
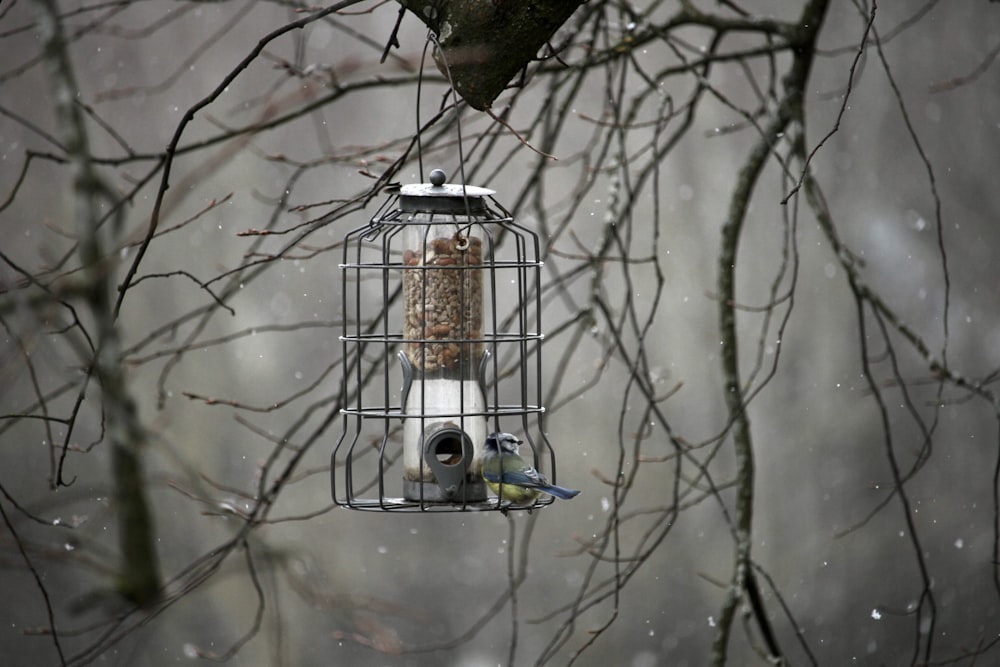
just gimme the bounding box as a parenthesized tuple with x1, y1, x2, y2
(401, 221, 487, 502)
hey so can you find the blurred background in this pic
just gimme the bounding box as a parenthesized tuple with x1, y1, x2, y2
(2, 1, 999, 665)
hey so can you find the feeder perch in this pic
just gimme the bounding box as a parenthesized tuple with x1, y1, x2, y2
(332, 170, 557, 511)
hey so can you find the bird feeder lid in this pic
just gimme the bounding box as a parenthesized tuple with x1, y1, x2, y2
(398, 169, 494, 214)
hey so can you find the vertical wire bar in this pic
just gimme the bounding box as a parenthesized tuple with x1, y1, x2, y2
(348, 230, 366, 505)
(485, 225, 503, 505)
(514, 228, 535, 466)
(457, 215, 468, 507)
(486, 227, 501, 434)
(379, 225, 392, 507)
(531, 227, 557, 483)
(386, 220, 407, 507)
(332, 230, 352, 505)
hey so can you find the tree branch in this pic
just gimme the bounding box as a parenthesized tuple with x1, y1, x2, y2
(711, 0, 830, 663)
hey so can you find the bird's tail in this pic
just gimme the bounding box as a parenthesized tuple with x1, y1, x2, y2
(544, 484, 580, 500)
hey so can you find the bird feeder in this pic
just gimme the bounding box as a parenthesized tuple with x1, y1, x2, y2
(332, 169, 556, 511)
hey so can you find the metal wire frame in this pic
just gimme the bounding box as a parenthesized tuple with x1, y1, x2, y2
(331, 192, 558, 511)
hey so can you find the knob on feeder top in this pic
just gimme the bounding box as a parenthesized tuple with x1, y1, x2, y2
(429, 169, 447, 187)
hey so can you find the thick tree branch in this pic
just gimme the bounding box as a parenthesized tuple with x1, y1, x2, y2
(397, 0, 585, 110)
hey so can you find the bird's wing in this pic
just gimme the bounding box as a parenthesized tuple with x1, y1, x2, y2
(490, 466, 550, 489)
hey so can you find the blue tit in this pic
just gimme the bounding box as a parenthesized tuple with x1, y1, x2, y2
(481, 432, 580, 505)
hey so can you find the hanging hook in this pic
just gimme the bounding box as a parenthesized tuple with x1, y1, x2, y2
(424, 32, 469, 198)
(415, 32, 435, 183)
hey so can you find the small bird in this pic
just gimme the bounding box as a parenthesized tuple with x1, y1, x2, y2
(481, 432, 580, 505)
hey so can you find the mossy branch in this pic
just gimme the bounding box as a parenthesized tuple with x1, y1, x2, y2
(396, 0, 585, 110)
(31, 0, 162, 607)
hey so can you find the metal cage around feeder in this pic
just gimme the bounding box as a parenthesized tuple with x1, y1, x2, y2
(332, 170, 557, 511)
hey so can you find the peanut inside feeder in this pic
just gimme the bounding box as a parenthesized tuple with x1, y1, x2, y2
(403, 232, 483, 379)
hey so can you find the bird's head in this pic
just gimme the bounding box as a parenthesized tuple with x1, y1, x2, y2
(485, 432, 522, 455)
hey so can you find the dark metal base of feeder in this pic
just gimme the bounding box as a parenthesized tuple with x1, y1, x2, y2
(337, 495, 553, 512)
(403, 479, 488, 504)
